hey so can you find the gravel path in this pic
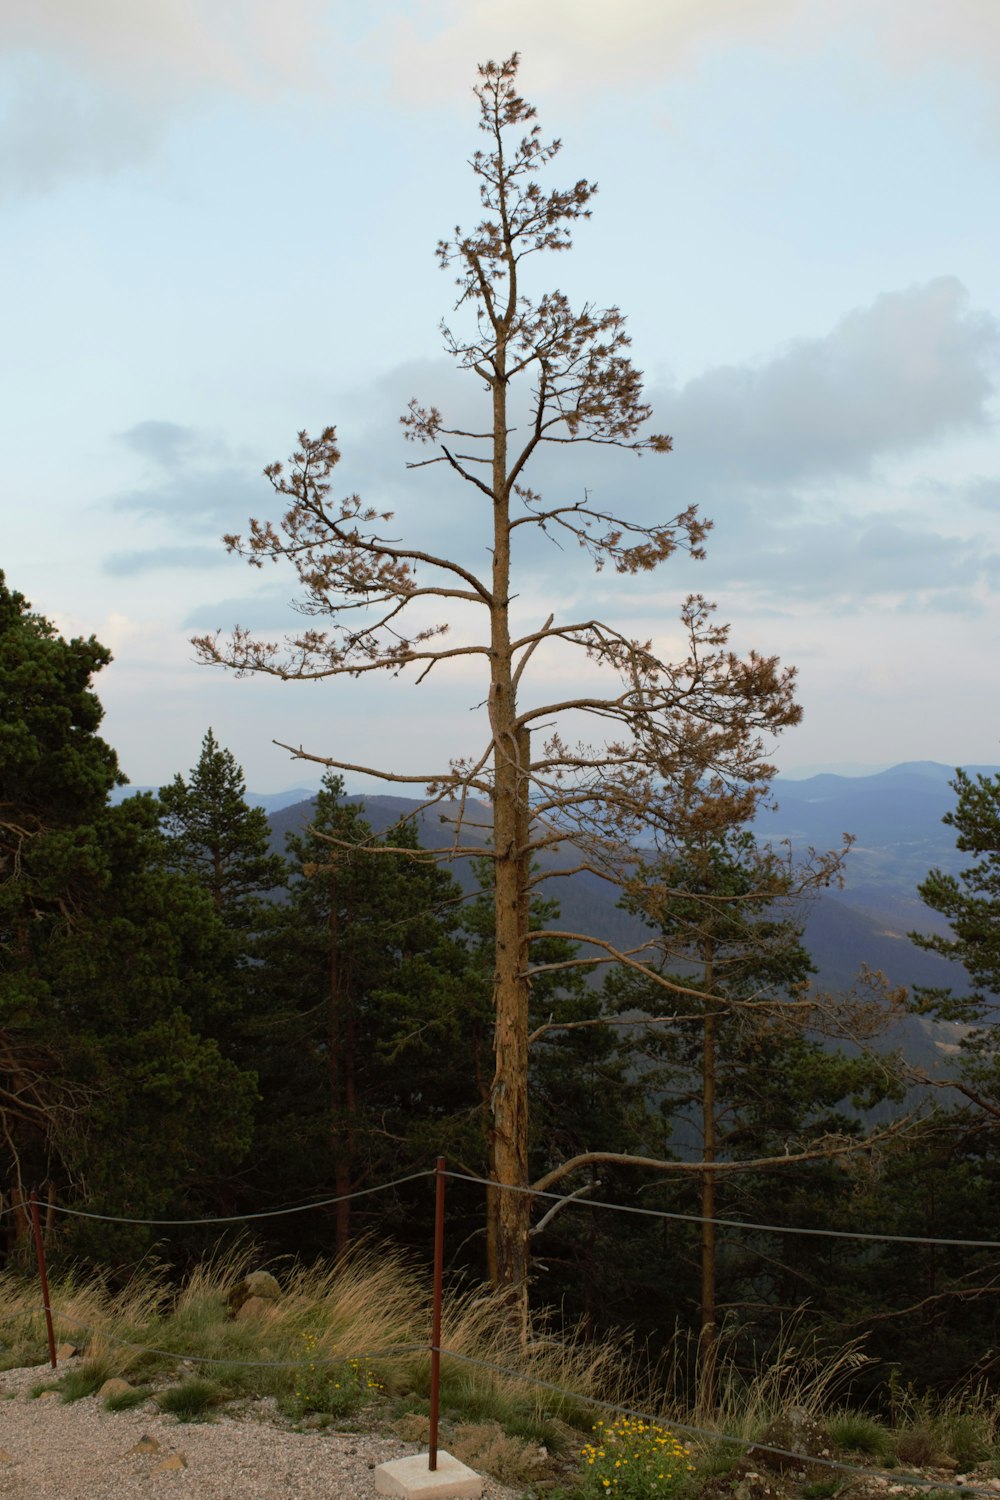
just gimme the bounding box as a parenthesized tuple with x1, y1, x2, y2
(0, 1362, 525, 1500)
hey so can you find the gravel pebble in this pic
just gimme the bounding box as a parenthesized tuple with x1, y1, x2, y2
(0, 1362, 525, 1500)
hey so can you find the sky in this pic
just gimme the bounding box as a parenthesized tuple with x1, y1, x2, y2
(3, 0, 1000, 793)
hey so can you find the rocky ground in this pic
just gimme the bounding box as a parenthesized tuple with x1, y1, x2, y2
(4, 1357, 997, 1500)
(0, 1359, 529, 1500)
(699, 1408, 1000, 1500)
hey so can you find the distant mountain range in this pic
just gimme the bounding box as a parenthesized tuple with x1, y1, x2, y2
(111, 784, 318, 813)
(264, 761, 1000, 1077)
(115, 761, 996, 1076)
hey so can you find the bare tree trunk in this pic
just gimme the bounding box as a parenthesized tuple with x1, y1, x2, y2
(334, 1160, 351, 1258)
(698, 947, 718, 1417)
(327, 868, 352, 1258)
(490, 717, 531, 1303)
(8, 1184, 31, 1265)
(488, 334, 532, 1322)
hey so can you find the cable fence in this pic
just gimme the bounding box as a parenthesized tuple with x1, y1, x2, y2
(444, 1169, 1000, 1250)
(6, 1160, 1000, 1490)
(30, 1170, 435, 1226)
(6, 1165, 1000, 1249)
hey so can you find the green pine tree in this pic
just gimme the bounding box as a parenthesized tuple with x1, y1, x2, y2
(247, 774, 478, 1257)
(605, 824, 894, 1407)
(0, 574, 255, 1262)
(158, 728, 286, 924)
(910, 767, 1000, 1123)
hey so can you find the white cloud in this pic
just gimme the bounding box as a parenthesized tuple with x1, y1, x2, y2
(377, 0, 1000, 113)
(666, 278, 999, 485)
(870, 0, 1000, 84)
(378, 0, 807, 101)
(0, 0, 336, 192)
(3, 0, 332, 101)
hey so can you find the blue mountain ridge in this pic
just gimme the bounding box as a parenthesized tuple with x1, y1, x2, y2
(264, 761, 998, 1080)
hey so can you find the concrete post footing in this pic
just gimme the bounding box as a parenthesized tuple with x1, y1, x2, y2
(373, 1450, 484, 1499)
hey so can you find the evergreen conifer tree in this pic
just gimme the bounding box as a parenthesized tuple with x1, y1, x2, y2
(249, 774, 477, 1257)
(913, 767, 1000, 1114)
(159, 728, 286, 925)
(0, 575, 255, 1261)
(605, 822, 894, 1408)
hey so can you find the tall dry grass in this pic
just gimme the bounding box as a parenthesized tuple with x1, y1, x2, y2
(0, 1239, 638, 1430)
(5, 1245, 999, 1483)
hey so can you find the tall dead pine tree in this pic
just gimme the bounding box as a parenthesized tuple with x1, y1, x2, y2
(196, 55, 802, 1303)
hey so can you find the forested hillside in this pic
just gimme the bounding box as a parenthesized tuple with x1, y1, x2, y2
(6, 566, 1000, 1394)
(268, 776, 971, 1076)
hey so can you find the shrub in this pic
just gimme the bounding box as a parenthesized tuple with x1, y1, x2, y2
(939, 1413, 992, 1470)
(281, 1334, 384, 1422)
(894, 1426, 939, 1467)
(580, 1417, 696, 1499)
(802, 1482, 842, 1500)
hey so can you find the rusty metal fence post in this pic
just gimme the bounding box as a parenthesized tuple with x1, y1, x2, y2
(29, 1190, 57, 1370)
(428, 1157, 446, 1472)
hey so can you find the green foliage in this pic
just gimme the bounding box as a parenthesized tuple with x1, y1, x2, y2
(592, 826, 897, 1357)
(912, 768, 1000, 1021)
(912, 769, 1000, 1134)
(938, 1413, 991, 1470)
(246, 772, 483, 1254)
(159, 727, 286, 926)
(827, 1412, 891, 1457)
(0, 573, 255, 1257)
(158, 1377, 223, 1421)
(50, 1360, 114, 1402)
(281, 1336, 384, 1421)
(579, 1417, 696, 1499)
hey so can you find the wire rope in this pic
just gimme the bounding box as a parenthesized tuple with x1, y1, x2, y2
(33, 1170, 434, 1226)
(445, 1170, 1000, 1251)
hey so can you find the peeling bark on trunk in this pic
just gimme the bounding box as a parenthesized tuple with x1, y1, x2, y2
(698, 961, 718, 1417)
(488, 326, 532, 1324)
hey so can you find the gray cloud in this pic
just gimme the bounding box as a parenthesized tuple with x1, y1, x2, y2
(116, 280, 999, 618)
(0, 1, 332, 194)
(0, 58, 159, 194)
(107, 420, 260, 533)
(109, 469, 260, 532)
(116, 420, 222, 469)
(4, 0, 331, 97)
(613, 495, 999, 614)
(961, 477, 1000, 511)
(385, 0, 1000, 113)
(738, 511, 996, 605)
(103, 545, 222, 577)
(663, 279, 999, 486)
(895, 588, 988, 617)
(366, 280, 999, 529)
(182, 589, 300, 632)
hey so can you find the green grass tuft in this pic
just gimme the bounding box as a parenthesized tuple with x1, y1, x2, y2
(34, 1359, 115, 1403)
(158, 1377, 223, 1422)
(828, 1411, 892, 1457)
